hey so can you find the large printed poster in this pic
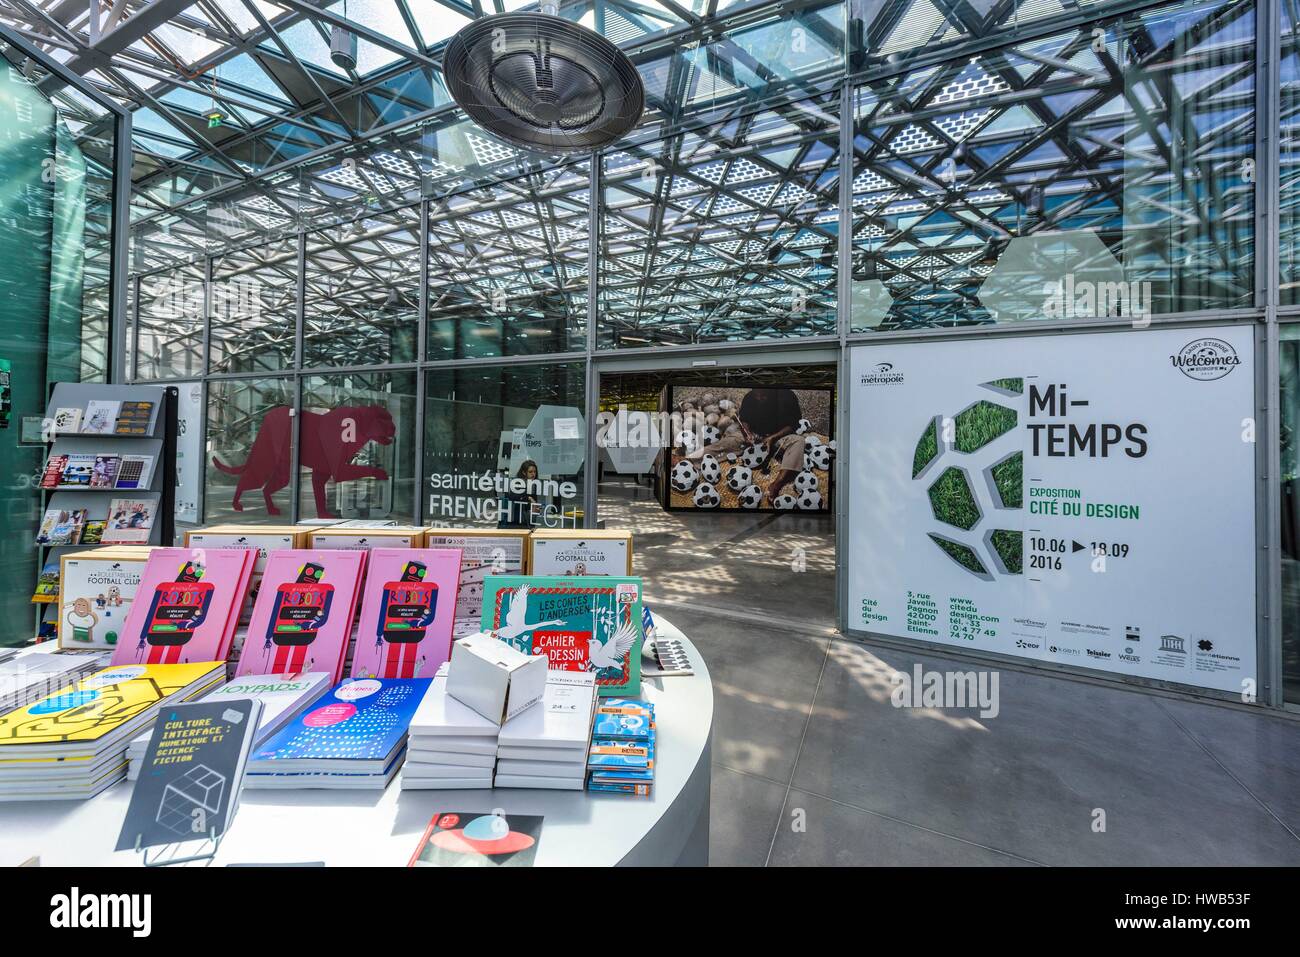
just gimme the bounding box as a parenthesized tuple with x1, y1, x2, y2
(664, 384, 834, 512)
(847, 326, 1256, 694)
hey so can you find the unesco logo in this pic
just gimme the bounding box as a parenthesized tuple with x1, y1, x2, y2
(1172, 338, 1240, 381)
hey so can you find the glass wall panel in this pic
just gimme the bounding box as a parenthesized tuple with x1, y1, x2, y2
(135, 264, 205, 380)
(205, 376, 296, 525)
(209, 239, 298, 373)
(850, 0, 1255, 331)
(423, 361, 586, 529)
(1280, 325, 1300, 704)
(136, 265, 204, 379)
(427, 164, 590, 360)
(1280, 0, 1300, 304)
(130, 208, 210, 274)
(303, 207, 420, 367)
(296, 370, 418, 523)
(0, 45, 122, 645)
(631, 0, 846, 128)
(848, 0, 1113, 72)
(600, 92, 840, 347)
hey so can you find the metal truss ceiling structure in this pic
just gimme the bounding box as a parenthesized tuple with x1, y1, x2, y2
(0, 0, 1267, 358)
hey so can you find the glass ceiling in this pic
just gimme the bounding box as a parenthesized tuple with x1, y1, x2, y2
(4, 0, 1250, 358)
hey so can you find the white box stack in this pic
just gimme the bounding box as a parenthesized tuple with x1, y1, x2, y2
(494, 671, 597, 791)
(401, 664, 499, 790)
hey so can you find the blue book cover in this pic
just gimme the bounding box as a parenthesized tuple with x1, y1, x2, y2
(587, 738, 656, 770)
(251, 678, 430, 765)
(592, 711, 656, 741)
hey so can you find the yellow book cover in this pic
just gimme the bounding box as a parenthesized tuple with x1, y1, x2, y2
(0, 662, 224, 746)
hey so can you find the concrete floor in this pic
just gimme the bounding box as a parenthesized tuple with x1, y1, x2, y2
(598, 477, 1300, 866)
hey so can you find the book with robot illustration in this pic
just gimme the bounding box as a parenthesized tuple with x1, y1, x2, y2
(236, 550, 367, 682)
(110, 548, 254, 666)
(351, 548, 462, 680)
(479, 575, 644, 696)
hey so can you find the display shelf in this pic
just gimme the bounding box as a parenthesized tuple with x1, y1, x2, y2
(0, 620, 713, 867)
(31, 383, 177, 641)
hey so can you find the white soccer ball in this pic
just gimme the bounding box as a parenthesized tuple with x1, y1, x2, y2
(797, 490, 823, 510)
(699, 454, 721, 485)
(737, 485, 763, 508)
(773, 494, 797, 510)
(671, 460, 698, 492)
(701, 425, 720, 445)
(726, 465, 752, 491)
(693, 483, 721, 508)
(726, 452, 738, 462)
(741, 443, 767, 469)
(794, 470, 819, 495)
(804, 434, 823, 448)
(796, 418, 812, 434)
(675, 430, 698, 454)
(806, 445, 833, 471)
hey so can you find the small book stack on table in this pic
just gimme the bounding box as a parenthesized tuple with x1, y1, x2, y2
(495, 671, 597, 791)
(586, 698, 657, 797)
(401, 664, 498, 790)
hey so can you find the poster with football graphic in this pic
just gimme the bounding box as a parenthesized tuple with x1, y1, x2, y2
(663, 384, 834, 512)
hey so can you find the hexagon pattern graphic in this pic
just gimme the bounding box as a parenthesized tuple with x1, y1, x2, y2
(602, 410, 662, 474)
(851, 279, 894, 329)
(979, 229, 1129, 324)
(523, 405, 587, 476)
(913, 379, 1024, 578)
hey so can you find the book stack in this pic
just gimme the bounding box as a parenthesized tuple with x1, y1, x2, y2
(586, 698, 657, 797)
(126, 671, 332, 781)
(0, 662, 226, 801)
(0, 652, 110, 714)
(495, 671, 598, 791)
(244, 677, 430, 789)
(401, 665, 498, 790)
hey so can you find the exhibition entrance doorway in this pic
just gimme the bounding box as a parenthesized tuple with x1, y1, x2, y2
(591, 351, 839, 639)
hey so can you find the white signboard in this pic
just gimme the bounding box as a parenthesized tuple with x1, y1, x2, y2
(174, 382, 203, 524)
(846, 325, 1256, 694)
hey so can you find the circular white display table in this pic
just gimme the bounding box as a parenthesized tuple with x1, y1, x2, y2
(0, 618, 712, 867)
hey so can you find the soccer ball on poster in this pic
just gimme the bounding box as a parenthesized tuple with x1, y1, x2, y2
(663, 384, 834, 513)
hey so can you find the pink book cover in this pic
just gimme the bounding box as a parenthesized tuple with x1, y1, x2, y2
(351, 548, 462, 680)
(236, 550, 367, 683)
(112, 547, 256, 666)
